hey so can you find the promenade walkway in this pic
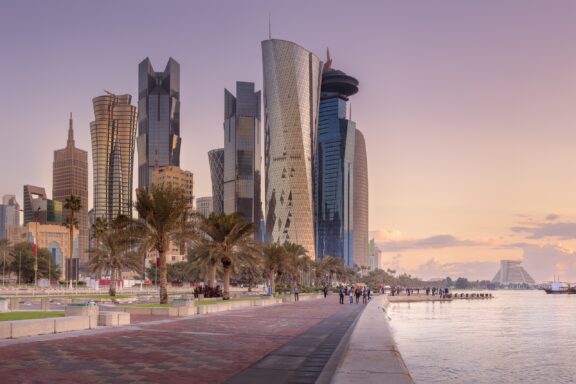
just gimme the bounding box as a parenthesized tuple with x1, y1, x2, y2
(0, 298, 364, 384)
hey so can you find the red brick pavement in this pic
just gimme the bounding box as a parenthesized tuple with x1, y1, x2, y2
(0, 298, 348, 384)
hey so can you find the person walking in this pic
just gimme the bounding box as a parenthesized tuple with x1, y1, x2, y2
(323, 286, 328, 298)
(362, 288, 368, 304)
(349, 288, 354, 304)
(355, 287, 361, 304)
(339, 286, 344, 304)
(294, 286, 300, 301)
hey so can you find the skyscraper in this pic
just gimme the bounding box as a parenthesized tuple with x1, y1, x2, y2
(208, 148, 224, 215)
(137, 58, 181, 190)
(223, 82, 262, 229)
(195, 196, 213, 218)
(353, 129, 369, 268)
(23, 185, 62, 225)
(90, 93, 137, 222)
(262, 39, 323, 259)
(53, 113, 89, 270)
(315, 53, 359, 266)
(0, 195, 20, 239)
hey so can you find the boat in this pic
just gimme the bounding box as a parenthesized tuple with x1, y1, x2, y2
(544, 281, 576, 294)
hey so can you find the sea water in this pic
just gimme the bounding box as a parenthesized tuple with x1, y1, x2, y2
(386, 290, 576, 384)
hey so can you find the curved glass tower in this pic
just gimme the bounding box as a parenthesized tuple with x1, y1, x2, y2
(262, 39, 323, 259)
(208, 148, 224, 215)
(353, 129, 369, 268)
(90, 94, 137, 222)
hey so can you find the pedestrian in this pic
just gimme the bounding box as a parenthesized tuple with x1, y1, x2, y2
(294, 285, 300, 301)
(367, 287, 372, 301)
(362, 288, 367, 304)
(323, 286, 328, 298)
(339, 286, 344, 304)
(349, 289, 354, 304)
(355, 287, 361, 304)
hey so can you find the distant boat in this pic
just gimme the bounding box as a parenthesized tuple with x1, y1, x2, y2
(544, 281, 576, 294)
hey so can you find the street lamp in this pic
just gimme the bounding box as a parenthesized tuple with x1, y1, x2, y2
(34, 207, 40, 289)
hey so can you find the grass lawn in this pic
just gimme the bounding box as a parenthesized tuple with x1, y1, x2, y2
(16, 294, 132, 300)
(0, 311, 65, 321)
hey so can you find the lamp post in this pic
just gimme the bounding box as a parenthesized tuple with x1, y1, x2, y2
(34, 207, 40, 289)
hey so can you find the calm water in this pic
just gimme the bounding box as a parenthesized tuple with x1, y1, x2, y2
(387, 291, 576, 384)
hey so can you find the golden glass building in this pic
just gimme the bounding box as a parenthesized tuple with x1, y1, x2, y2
(353, 129, 369, 268)
(90, 94, 137, 222)
(53, 113, 89, 272)
(262, 39, 323, 259)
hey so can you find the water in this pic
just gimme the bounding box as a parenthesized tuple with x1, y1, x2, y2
(386, 291, 576, 384)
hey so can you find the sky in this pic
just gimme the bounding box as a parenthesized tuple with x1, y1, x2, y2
(2, 0, 576, 282)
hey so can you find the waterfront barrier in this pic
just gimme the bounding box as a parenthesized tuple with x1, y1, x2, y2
(331, 295, 415, 384)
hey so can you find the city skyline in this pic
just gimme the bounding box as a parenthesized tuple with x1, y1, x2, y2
(2, 1, 576, 281)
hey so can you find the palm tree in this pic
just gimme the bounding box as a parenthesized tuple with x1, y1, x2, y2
(63, 194, 82, 288)
(261, 243, 287, 295)
(320, 256, 344, 286)
(135, 185, 195, 304)
(283, 241, 308, 290)
(189, 213, 258, 300)
(89, 216, 141, 296)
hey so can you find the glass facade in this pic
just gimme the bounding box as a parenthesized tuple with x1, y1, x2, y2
(208, 148, 224, 214)
(223, 82, 262, 233)
(262, 39, 323, 259)
(315, 57, 367, 267)
(137, 58, 181, 190)
(90, 94, 137, 222)
(0, 195, 19, 239)
(353, 129, 369, 267)
(315, 96, 356, 265)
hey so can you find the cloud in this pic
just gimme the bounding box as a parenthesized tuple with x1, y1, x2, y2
(514, 243, 576, 282)
(378, 234, 484, 252)
(511, 222, 576, 240)
(369, 229, 403, 242)
(546, 213, 560, 221)
(408, 258, 498, 280)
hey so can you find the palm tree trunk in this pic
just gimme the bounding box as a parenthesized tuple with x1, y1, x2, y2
(210, 264, 217, 288)
(222, 266, 230, 300)
(269, 269, 275, 295)
(69, 223, 74, 289)
(248, 275, 253, 292)
(109, 268, 116, 296)
(159, 250, 168, 304)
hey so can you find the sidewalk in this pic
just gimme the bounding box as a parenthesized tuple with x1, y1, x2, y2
(0, 297, 364, 384)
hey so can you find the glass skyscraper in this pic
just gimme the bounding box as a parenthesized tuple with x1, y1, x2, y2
(223, 82, 262, 230)
(0, 195, 20, 239)
(208, 148, 224, 215)
(315, 54, 360, 265)
(137, 58, 181, 190)
(353, 129, 369, 268)
(262, 39, 323, 259)
(90, 93, 137, 222)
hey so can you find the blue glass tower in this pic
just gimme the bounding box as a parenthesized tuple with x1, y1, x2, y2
(315, 52, 360, 266)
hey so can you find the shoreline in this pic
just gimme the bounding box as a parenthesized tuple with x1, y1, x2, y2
(330, 294, 415, 383)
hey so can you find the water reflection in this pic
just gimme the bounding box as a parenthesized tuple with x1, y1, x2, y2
(387, 291, 576, 384)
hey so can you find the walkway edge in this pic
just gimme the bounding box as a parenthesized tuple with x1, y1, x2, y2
(329, 295, 415, 384)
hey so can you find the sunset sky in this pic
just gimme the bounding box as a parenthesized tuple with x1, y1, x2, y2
(2, 0, 576, 282)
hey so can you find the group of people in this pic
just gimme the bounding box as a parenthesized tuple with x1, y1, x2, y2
(388, 286, 450, 298)
(338, 285, 371, 304)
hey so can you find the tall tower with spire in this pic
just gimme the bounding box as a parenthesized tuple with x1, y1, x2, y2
(53, 113, 89, 274)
